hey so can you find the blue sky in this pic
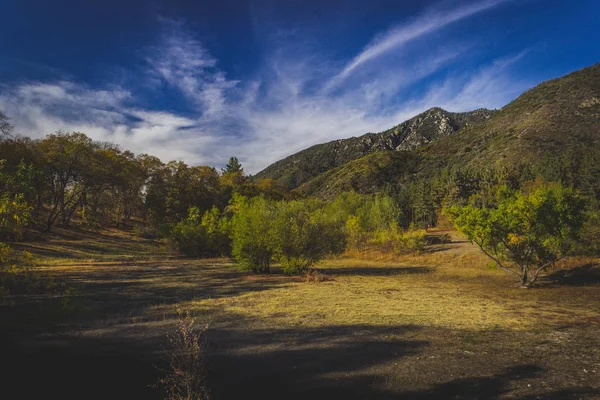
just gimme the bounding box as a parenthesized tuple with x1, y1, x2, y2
(1, 0, 599, 172)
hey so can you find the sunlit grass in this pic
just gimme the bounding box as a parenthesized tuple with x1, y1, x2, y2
(22, 227, 600, 335)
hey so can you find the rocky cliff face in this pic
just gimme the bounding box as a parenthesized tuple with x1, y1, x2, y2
(367, 107, 495, 152)
(255, 107, 495, 189)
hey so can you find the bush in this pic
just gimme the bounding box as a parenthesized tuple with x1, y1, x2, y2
(0, 192, 31, 240)
(272, 200, 346, 274)
(230, 197, 347, 274)
(169, 207, 231, 258)
(369, 228, 427, 255)
(397, 229, 427, 254)
(230, 196, 275, 273)
(170, 221, 210, 257)
(200, 206, 231, 257)
(1, 244, 45, 300)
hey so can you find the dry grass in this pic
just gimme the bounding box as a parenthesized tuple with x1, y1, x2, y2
(4, 228, 600, 399)
(184, 240, 599, 332)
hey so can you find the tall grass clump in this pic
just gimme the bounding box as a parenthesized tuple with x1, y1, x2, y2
(158, 312, 210, 400)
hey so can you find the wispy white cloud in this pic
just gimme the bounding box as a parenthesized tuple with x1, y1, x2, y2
(145, 18, 239, 117)
(325, 0, 509, 90)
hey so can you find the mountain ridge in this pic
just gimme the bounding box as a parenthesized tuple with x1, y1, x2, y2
(255, 107, 496, 189)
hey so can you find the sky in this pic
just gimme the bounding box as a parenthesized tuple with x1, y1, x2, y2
(1, 0, 599, 173)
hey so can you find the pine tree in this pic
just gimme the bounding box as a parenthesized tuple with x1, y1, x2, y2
(223, 157, 243, 174)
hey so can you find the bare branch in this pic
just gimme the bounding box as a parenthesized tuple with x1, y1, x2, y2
(474, 240, 520, 277)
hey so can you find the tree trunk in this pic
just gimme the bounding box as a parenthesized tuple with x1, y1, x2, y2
(519, 268, 529, 288)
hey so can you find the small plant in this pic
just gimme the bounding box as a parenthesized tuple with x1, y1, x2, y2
(158, 312, 210, 400)
(305, 269, 335, 283)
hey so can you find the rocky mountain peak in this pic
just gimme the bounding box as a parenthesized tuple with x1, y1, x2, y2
(255, 107, 496, 189)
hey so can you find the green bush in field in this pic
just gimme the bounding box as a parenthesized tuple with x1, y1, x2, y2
(230, 196, 347, 274)
(370, 227, 427, 254)
(271, 199, 346, 274)
(169, 206, 231, 257)
(230, 196, 276, 273)
(397, 229, 427, 254)
(328, 191, 426, 255)
(0, 246, 38, 299)
(445, 182, 586, 287)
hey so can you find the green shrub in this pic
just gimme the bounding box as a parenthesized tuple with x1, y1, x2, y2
(272, 200, 346, 274)
(170, 221, 210, 257)
(169, 206, 231, 258)
(230, 196, 275, 273)
(230, 196, 346, 274)
(397, 229, 427, 254)
(369, 227, 427, 254)
(1, 244, 40, 299)
(169, 207, 210, 257)
(200, 206, 231, 257)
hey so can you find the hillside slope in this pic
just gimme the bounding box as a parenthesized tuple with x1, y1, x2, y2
(255, 108, 495, 189)
(421, 63, 600, 167)
(295, 63, 600, 198)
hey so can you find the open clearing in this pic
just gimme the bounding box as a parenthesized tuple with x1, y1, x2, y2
(3, 228, 600, 399)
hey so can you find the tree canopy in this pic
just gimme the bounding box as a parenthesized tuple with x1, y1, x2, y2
(446, 183, 586, 287)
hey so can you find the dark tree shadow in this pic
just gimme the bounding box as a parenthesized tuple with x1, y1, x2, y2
(206, 324, 426, 400)
(207, 328, 600, 400)
(395, 364, 600, 400)
(3, 336, 163, 399)
(546, 263, 600, 286)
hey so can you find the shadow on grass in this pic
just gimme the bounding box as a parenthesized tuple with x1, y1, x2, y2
(206, 323, 426, 400)
(3, 333, 163, 400)
(546, 263, 600, 286)
(3, 260, 599, 400)
(395, 364, 599, 400)
(1, 264, 297, 336)
(207, 325, 599, 400)
(15, 226, 165, 260)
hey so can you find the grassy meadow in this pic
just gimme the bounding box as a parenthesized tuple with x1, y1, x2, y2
(2, 228, 599, 399)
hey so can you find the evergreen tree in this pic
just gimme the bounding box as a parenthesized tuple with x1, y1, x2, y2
(223, 157, 243, 174)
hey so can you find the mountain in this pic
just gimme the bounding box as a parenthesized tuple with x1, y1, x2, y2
(288, 63, 600, 198)
(420, 63, 600, 167)
(254, 107, 495, 189)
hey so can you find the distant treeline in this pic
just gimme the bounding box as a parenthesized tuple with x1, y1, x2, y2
(1, 126, 599, 274)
